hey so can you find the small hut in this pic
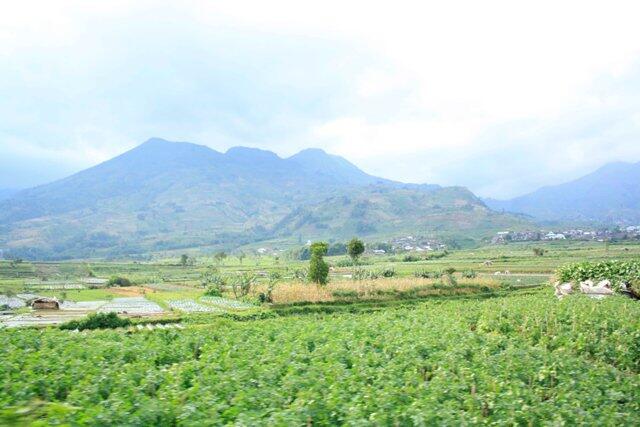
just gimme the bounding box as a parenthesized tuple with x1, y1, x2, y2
(31, 297, 60, 310)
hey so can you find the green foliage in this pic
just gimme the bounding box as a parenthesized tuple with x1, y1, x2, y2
(201, 267, 227, 297)
(557, 259, 640, 291)
(231, 272, 257, 298)
(2, 293, 639, 424)
(414, 270, 442, 279)
(107, 276, 132, 287)
(334, 258, 372, 267)
(533, 247, 547, 257)
(462, 270, 477, 279)
(180, 254, 189, 267)
(213, 251, 228, 264)
(352, 267, 395, 280)
(424, 250, 449, 260)
(59, 312, 131, 331)
(347, 238, 365, 263)
(402, 254, 420, 262)
(259, 272, 282, 304)
(309, 242, 329, 285)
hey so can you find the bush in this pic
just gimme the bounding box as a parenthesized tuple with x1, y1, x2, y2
(424, 250, 449, 260)
(379, 268, 396, 278)
(352, 267, 395, 280)
(402, 254, 420, 262)
(332, 290, 359, 299)
(557, 259, 640, 292)
(462, 270, 477, 279)
(335, 258, 372, 267)
(533, 247, 547, 257)
(60, 312, 131, 331)
(107, 276, 132, 287)
(352, 268, 378, 280)
(414, 270, 441, 279)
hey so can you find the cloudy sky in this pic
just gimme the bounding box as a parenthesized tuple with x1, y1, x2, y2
(2, 1, 640, 198)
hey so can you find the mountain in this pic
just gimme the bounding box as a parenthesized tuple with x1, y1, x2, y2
(0, 138, 529, 259)
(485, 161, 640, 223)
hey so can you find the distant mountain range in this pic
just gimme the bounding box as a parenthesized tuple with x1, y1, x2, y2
(0, 138, 528, 259)
(484, 161, 640, 223)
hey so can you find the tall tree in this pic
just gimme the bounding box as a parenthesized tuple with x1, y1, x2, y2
(347, 238, 365, 265)
(309, 242, 329, 285)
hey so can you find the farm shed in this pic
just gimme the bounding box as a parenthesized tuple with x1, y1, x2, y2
(31, 297, 60, 310)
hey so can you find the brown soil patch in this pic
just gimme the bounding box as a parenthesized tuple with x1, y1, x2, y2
(108, 286, 156, 297)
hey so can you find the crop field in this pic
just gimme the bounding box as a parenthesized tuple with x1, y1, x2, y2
(0, 289, 638, 425)
(0, 240, 639, 424)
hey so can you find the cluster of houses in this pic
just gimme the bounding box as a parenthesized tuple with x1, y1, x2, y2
(370, 235, 446, 255)
(492, 226, 640, 244)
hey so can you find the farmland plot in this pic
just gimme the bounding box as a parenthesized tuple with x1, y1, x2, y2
(200, 296, 254, 310)
(0, 296, 25, 309)
(168, 300, 222, 313)
(98, 297, 163, 315)
(60, 300, 107, 311)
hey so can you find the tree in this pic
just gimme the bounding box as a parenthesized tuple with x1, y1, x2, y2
(533, 247, 547, 257)
(347, 238, 365, 264)
(231, 272, 256, 298)
(214, 251, 227, 265)
(309, 242, 329, 285)
(260, 271, 282, 303)
(180, 254, 189, 267)
(237, 251, 246, 265)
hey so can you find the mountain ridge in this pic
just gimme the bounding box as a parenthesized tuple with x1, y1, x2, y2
(0, 138, 529, 259)
(484, 160, 640, 223)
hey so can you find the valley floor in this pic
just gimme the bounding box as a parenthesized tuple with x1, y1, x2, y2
(0, 241, 639, 424)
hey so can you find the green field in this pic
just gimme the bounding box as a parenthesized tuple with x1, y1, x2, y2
(1, 241, 639, 425)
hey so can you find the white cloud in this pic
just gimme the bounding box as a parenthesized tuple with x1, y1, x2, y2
(1, 1, 640, 196)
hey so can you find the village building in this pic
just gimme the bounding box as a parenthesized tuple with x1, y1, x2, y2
(30, 297, 60, 310)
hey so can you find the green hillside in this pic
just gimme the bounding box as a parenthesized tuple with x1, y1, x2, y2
(0, 139, 530, 259)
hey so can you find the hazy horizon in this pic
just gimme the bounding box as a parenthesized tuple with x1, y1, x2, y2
(2, 1, 640, 197)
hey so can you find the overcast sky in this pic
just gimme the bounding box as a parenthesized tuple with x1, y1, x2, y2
(2, 1, 640, 198)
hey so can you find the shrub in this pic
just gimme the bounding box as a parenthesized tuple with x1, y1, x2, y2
(335, 258, 372, 267)
(424, 250, 449, 260)
(402, 254, 420, 262)
(293, 269, 308, 282)
(107, 276, 132, 287)
(352, 268, 378, 280)
(414, 270, 441, 279)
(532, 247, 547, 257)
(231, 272, 257, 298)
(332, 290, 359, 299)
(379, 268, 396, 278)
(60, 312, 131, 331)
(557, 259, 640, 292)
(462, 270, 477, 279)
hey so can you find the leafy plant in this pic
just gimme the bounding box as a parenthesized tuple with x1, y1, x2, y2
(231, 272, 257, 298)
(462, 270, 477, 279)
(60, 312, 131, 331)
(107, 276, 132, 287)
(557, 259, 640, 291)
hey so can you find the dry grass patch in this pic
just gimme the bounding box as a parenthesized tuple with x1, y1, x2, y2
(260, 277, 501, 304)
